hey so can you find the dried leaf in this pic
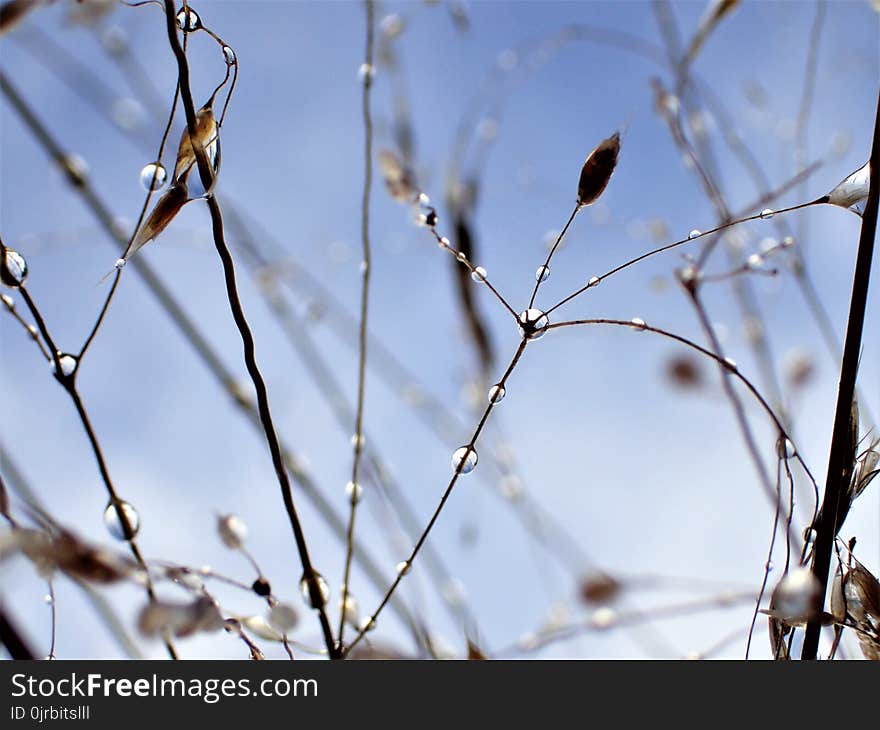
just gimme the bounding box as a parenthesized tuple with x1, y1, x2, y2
(577, 132, 620, 207)
(138, 596, 224, 638)
(827, 161, 870, 216)
(8, 528, 138, 583)
(378, 149, 418, 203)
(127, 182, 190, 260)
(173, 105, 220, 184)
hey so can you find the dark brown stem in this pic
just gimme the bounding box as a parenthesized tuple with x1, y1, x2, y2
(801, 88, 880, 660)
(161, 0, 337, 657)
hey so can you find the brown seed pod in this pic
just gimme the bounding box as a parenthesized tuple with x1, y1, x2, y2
(173, 105, 220, 184)
(579, 573, 621, 605)
(127, 182, 190, 260)
(577, 132, 620, 207)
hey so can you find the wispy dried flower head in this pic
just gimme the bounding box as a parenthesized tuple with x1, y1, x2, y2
(378, 149, 418, 203)
(138, 596, 224, 638)
(173, 104, 220, 185)
(577, 132, 620, 207)
(826, 161, 870, 216)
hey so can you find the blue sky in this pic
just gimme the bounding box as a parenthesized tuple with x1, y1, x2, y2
(1, 0, 878, 659)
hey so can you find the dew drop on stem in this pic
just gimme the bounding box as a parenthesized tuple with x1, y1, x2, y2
(1, 248, 28, 288)
(535, 265, 550, 283)
(688, 229, 702, 240)
(50, 353, 78, 378)
(451, 446, 478, 475)
(176, 6, 201, 32)
(471, 266, 487, 283)
(139, 163, 167, 192)
(759, 208, 775, 219)
(518, 308, 549, 340)
(345, 480, 363, 504)
(103, 500, 140, 541)
(299, 572, 330, 609)
(487, 384, 506, 404)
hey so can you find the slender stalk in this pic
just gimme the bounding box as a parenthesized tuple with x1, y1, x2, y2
(1, 65, 420, 645)
(339, 0, 375, 649)
(160, 0, 337, 656)
(802, 88, 880, 660)
(528, 203, 580, 309)
(343, 339, 529, 657)
(14, 284, 178, 659)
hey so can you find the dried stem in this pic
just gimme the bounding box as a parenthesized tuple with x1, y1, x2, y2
(339, 0, 375, 649)
(802, 87, 880, 660)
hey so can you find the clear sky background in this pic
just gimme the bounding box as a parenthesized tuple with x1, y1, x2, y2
(1, 0, 878, 659)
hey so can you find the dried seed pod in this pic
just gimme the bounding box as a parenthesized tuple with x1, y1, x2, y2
(826, 162, 870, 216)
(173, 105, 220, 185)
(577, 132, 620, 207)
(138, 595, 224, 638)
(579, 572, 621, 605)
(378, 148, 418, 203)
(127, 182, 190, 259)
(665, 354, 703, 389)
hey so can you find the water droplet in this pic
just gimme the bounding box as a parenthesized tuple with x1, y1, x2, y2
(415, 195, 437, 227)
(139, 162, 167, 192)
(350, 433, 365, 449)
(345, 480, 363, 504)
(471, 266, 487, 282)
(535, 265, 550, 282)
(380, 13, 404, 38)
(827, 161, 869, 215)
(111, 98, 144, 131)
(630, 317, 647, 330)
(456, 251, 467, 264)
(103, 500, 140, 541)
(1, 248, 28, 288)
(588, 275, 600, 287)
(217, 514, 247, 549)
(50, 353, 78, 378)
(746, 253, 764, 270)
(487, 384, 506, 403)
(358, 62, 375, 83)
(781, 236, 795, 248)
(176, 6, 201, 31)
(723, 357, 737, 371)
(451, 446, 478, 475)
(590, 607, 616, 629)
(760, 208, 775, 219)
(222, 45, 236, 65)
(688, 229, 702, 239)
(268, 603, 299, 632)
(359, 615, 377, 633)
(499, 475, 522, 501)
(340, 593, 360, 627)
(114, 258, 126, 271)
(396, 560, 411, 576)
(518, 308, 549, 340)
(766, 560, 774, 572)
(299, 572, 330, 609)
(43, 594, 53, 604)
(438, 236, 450, 248)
